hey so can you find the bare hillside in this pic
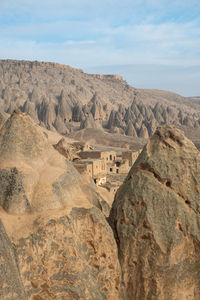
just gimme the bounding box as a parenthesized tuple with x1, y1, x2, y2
(0, 59, 200, 146)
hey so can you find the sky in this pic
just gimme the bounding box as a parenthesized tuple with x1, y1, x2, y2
(0, 0, 200, 96)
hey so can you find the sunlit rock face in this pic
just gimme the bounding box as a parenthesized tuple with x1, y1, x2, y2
(0, 111, 121, 299)
(109, 125, 200, 300)
(0, 109, 200, 300)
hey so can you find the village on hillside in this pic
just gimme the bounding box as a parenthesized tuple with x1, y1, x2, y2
(72, 147, 141, 191)
(53, 136, 141, 192)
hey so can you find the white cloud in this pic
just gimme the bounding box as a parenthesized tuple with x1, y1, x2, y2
(0, 0, 200, 95)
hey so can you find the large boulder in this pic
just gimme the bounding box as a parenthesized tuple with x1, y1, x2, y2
(0, 111, 121, 299)
(109, 125, 200, 300)
(0, 111, 103, 213)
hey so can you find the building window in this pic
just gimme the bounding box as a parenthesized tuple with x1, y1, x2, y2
(116, 169, 119, 173)
(110, 168, 113, 172)
(110, 155, 112, 160)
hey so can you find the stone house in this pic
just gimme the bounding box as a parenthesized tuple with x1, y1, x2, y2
(122, 150, 141, 167)
(115, 159, 130, 174)
(79, 150, 116, 162)
(73, 159, 106, 186)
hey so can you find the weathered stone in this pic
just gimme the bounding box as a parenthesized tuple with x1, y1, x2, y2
(109, 125, 200, 300)
(0, 220, 27, 299)
(15, 207, 121, 300)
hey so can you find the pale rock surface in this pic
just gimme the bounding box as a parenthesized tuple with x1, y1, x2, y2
(109, 125, 200, 300)
(0, 111, 7, 129)
(0, 111, 121, 299)
(14, 207, 120, 299)
(0, 219, 27, 299)
(0, 110, 104, 213)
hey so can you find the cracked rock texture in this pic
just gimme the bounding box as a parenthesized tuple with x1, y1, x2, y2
(0, 111, 105, 214)
(109, 125, 200, 300)
(0, 220, 27, 300)
(15, 207, 120, 300)
(0, 111, 121, 299)
(1, 111, 200, 300)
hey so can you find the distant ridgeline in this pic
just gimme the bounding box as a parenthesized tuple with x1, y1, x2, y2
(0, 59, 200, 145)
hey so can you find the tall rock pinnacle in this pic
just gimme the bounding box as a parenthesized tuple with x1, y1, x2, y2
(109, 125, 200, 300)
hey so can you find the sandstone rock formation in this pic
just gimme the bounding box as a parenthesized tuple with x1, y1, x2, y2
(0, 60, 200, 300)
(0, 110, 105, 213)
(109, 125, 200, 299)
(0, 59, 200, 144)
(0, 111, 7, 129)
(14, 207, 120, 299)
(0, 111, 121, 299)
(0, 219, 27, 299)
(53, 137, 89, 161)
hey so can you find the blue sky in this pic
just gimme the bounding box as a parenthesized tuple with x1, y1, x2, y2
(0, 0, 200, 96)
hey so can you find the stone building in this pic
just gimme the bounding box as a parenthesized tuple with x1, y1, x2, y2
(73, 159, 106, 186)
(121, 150, 141, 166)
(115, 159, 130, 174)
(79, 150, 116, 162)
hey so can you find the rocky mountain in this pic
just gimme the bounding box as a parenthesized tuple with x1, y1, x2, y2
(0, 62, 200, 299)
(0, 111, 120, 299)
(0, 60, 200, 146)
(109, 125, 200, 299)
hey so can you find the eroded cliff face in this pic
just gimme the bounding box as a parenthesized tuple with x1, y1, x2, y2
(1, 112, 200, 300)
(109, 125, 200, 300)
(0, 111, 121, 300)
(15, 207, 120, 300)
(1, 59, 200, 142)
(0, 110, 104, 214)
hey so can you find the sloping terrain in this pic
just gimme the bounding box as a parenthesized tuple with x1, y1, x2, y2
(0, 60, 200, 147)
(109, 125, 200, 299)
(0, 111, 200, 299)
(0, 111, 120, 299)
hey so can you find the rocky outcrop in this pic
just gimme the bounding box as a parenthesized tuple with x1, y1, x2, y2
(0, 219, 27, 300)
(15, 207, 120, 299)
(53, 137, 80, 161)
(0, 59, 200, 143)
(109, 125, 200, 300)
(0, 168, 31, 214)
(125, 121, 137, 137)
(57, 89, 72, 121)
(22, 100, 38, 122)
(0, 111, 121, 299)
(38, 97, 56, 130)
(0, 111, 104, 213)
(72, 104, 83, 122)
(80, 113, 97, 130)
(0, 111, 7, 129)
(138, 123, 149, 138)
(53, 115, 69, 135)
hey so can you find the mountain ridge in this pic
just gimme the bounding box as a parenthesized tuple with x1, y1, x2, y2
(0, 59, 200, 148)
